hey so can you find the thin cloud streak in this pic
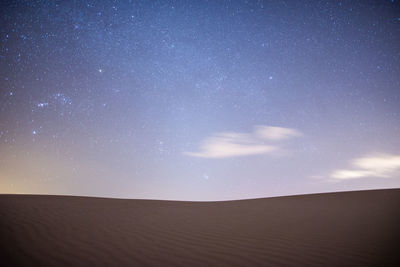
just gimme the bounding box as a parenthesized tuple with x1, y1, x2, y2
(184, 126, 302, 159)
(331, 153, 400, 180)
(255, 126, 302, 141)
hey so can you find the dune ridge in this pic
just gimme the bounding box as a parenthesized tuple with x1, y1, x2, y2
(1, 189, 399, 266)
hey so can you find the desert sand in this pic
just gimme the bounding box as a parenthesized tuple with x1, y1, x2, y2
(0, 189, 399, 266)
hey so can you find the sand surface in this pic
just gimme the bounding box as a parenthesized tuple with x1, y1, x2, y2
(1, 189, 399, 266)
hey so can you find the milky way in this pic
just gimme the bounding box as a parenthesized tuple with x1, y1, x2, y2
(1, 0, 400, 200)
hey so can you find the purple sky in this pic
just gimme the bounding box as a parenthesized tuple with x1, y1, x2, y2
(1, 0, 400, 200)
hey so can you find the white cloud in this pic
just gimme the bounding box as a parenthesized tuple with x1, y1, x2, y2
(331, 153, 400, 180)
(254, 126, 302, 141)
(184, 126, 302, 159)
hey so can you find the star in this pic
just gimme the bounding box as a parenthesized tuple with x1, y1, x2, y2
(37, 102, 48, 108)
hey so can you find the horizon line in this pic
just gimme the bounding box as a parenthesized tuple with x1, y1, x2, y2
(1, 188, 399, 203)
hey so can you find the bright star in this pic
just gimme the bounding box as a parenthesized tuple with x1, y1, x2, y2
(37, 102, 48, 108)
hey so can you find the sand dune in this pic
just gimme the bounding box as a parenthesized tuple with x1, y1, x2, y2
(1, 189, 399, 266)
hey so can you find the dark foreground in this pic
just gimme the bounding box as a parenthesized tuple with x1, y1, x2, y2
(1, 189, 399, 266)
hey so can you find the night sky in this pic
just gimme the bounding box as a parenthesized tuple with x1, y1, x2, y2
(1, 0, 400, 200)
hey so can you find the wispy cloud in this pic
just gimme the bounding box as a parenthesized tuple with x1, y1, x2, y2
(331, 153, 400, 180)
(184, 126, 302, 159)
(254, 126, 302, 141)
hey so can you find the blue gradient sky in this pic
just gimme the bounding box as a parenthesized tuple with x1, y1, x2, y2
(1, 0, 400, 200)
